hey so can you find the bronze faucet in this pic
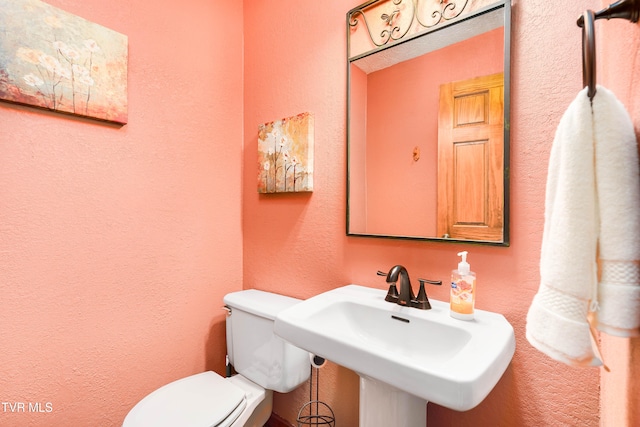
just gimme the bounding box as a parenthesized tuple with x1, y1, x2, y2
(377, 265, 442, 310)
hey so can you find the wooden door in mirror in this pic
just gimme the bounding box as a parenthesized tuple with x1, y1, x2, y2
(437, 72, 504, 241)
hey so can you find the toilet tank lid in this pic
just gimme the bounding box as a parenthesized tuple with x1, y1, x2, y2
(223, 289, 302, 320)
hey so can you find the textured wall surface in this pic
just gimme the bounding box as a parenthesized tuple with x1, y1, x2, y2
(243, 0, 602, 425)
(0, 0, 243, 425)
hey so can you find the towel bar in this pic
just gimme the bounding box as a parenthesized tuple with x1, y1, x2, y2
(576, 0, 640, 101)
(581, 11, 596, 100)
(577, 0, 640, 27)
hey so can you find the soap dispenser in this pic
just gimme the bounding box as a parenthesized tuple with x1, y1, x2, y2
(450, 251, 476, 320)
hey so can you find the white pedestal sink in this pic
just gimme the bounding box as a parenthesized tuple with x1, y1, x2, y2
(274, 285, 515, 426)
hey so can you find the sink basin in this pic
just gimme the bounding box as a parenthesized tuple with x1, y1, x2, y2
(274, 284, 515, 412)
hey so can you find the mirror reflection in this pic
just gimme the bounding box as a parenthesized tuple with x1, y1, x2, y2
(347, 0, 510, 245)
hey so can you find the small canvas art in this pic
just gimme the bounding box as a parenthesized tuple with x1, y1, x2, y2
(0, 0, 128, 124)
(258, 112, 314, 193)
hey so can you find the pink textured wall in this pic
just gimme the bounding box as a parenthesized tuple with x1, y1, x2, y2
(244, 0, 604, 426)
(0, 0, 243, 426)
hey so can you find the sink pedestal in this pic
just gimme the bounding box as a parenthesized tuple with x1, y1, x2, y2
(359, 376, 427, 427)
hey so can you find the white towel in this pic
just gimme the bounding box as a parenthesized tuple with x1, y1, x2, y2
(526, 85, 640, 367)
(592, 86, 640, 337)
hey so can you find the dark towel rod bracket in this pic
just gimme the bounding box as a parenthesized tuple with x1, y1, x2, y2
(576, 0, 640, 100)
(577, 0, 640, 27)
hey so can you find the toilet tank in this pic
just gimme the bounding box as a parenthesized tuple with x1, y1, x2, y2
(223, 290, 310, 393)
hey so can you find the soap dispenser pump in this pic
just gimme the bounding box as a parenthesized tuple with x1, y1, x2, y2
(450, 251, 476, 320)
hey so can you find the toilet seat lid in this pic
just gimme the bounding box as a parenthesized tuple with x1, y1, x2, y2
(123, 371, 246, 427)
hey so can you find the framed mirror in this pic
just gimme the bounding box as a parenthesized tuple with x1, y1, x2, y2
(347, 0, 511, 245)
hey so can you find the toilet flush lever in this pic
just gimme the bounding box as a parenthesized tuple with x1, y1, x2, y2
(222, 306, 231, 316)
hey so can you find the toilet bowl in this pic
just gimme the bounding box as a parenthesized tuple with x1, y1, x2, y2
(122, 290, 310, 427)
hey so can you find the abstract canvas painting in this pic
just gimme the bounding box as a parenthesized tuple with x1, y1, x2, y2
(258, 112, 314, 193)
(0, 0, 128, 124)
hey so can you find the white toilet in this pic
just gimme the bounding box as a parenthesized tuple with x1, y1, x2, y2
(122, 289, 311, 427)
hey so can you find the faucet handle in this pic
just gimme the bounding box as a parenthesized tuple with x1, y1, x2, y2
(418, 278, 442, 286)
(414, 278, 442, 310)
(378, 270, 399, 302)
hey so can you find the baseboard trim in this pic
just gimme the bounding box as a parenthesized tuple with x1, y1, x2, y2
(265, 412, 295, 427)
